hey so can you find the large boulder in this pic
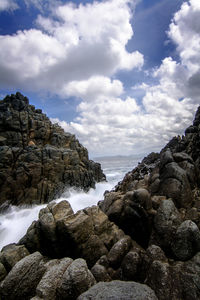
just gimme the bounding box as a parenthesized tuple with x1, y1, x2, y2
(20, 201, 134, 271)
(0, 244, 29, 271)
(35, 257, 73, 300)
(152, 199, 182, 253)
(145, 251, 200, 300)
(77, 280, 158, 300)
(158, 149, 195, 208)
(99, 189, 151, 248)
(0, 92, 105, 206)
(0, 252, 46, 300)
(171, 220, 200, 260)
(56, 258, 96, 299)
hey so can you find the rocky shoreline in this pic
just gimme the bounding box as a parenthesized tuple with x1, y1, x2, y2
(0, 99, 200, 299)
(0, 92, 105, 208)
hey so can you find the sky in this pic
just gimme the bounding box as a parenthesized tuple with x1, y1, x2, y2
(0, 0, 200, 157)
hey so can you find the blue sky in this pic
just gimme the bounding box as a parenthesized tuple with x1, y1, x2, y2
(0, 0, 199, 157)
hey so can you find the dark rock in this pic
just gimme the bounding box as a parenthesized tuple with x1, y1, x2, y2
(120, 250, 141, 280)
(35, 257, 73, 300)
(146, 245, 167, 263)
(91, 264, 111, 282)
(100, 190, 151, 248)
(77, 280, 158, 300)
(145, 252, 200, 300)
(56, 258, 96, 300)
(173, 152, 194, 163)
(180, 252, 200, 300)
(159, 155, 193, 207)
(1, 104, 200, 299)
(0, 244, 29, 271)
(172, 220, 200, 260)
(132, 188, 152, 210)
(159, 148, 174, 170)
(107, 236, 132, 268)
(152, 199, 181, 252)
(114, 152, 160, 193)
(20, 201, 127, 269)
(145, 260, 171, 300)
(0, 92, 105, 206)
(0, 252, 46, 300)
(0, 263, 7, 282)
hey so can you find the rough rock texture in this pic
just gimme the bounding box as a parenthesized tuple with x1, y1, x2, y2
(35, 257, 73, 300)
(1, 105, 200, 300)
(98, 105, 200, 299)
(56, 258, 96, 300)
(0, 252, 46, 300)
(77, 280, 158, 300)
(0, 201, 144, 299)
(19, 200, 143, 272)
(0, 92, 105, 206)
(171, 220, 200, 260)
(0, 244, 29, 272)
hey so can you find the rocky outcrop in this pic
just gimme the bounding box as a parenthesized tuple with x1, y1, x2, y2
(0, 200, 145, 299)
(0, 92, 105, 206)
(98, 106, 200, 299)
(18, 200, 143, 271)
(1, 105, 200, 299)
(0, 250, 96, 300)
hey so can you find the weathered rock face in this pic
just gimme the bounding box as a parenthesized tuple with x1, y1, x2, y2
(1, 105, 200, 300)
(98, 106, 200, 299)
(0, 92, 105, 206)
(100, 106, 200, 250)
(0, 250, 96, 300)
(19, 200, 142, 271)
(0, 200, 145, 299)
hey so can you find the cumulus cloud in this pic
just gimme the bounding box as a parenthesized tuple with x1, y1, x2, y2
(142, 0, 200, 114)
(1, 0, 200, 157)
(52, 0, 200, 156)
(0, 0, 143, 95)
(0, 0, 18, 11)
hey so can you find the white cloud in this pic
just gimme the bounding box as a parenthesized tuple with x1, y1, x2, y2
(1, 0, 200, 157)
(51, 0, 200, 156)
(0, 0, 143, 95)
(64, 76, 123, 101)
(142, 0, 200, 110)
(51, 75, 178, 156)
(0, 0, 18, 11)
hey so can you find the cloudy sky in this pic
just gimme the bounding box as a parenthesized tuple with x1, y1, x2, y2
(0, 0, 199, 157)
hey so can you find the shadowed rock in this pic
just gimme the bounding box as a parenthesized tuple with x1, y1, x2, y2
(0, 92, 105, 206)
(77, 280, 158, 300)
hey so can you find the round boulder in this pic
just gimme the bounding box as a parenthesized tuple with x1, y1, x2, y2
(77, 280, 158, 300)
(172, 220, 200, 261)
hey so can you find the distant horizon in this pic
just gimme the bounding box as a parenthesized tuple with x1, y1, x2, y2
(93, 153, 149, 160)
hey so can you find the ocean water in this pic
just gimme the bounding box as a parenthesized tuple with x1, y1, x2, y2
(0, 156, 139, 251)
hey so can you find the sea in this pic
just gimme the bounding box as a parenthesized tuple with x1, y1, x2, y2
(0, 156, 141, 251)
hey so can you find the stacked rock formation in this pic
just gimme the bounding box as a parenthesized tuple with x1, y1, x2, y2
(0, 104, 200, 299)
(0, 92, 105, 207)
(0, 200, 158, 299)
(99, 105, 200, 299)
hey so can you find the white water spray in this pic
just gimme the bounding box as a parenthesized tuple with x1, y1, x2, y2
(0, 157, 138, 251)
(0, 181, 116, 251)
